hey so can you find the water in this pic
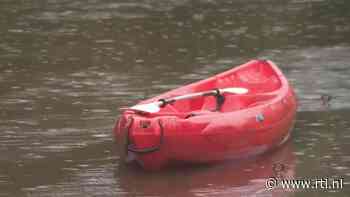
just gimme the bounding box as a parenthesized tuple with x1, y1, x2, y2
(1, 0, 350, 196)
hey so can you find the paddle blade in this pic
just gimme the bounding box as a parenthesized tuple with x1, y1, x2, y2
(129, 102, 161, 113)
(222, 87, 249, 94)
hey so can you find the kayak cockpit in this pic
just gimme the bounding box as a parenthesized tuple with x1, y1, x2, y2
(154, 61, 281, 115)
(156, 92, 278, 116)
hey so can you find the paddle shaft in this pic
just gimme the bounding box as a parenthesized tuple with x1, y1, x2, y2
(158, 89, 218, 106)
(129, 87, 248, 113)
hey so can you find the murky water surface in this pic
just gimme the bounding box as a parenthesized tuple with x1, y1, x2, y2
(1, 0, 350, 196)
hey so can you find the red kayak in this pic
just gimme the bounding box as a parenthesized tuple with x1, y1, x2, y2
(114, 60, 297, 170)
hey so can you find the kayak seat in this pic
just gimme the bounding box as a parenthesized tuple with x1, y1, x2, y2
(219, 93, 277, 112)
(170, 91, 277, 115)
(219, 95, 249, 112)
(186, 93, 273, 115)
(199, 94, 245, 112)
(201, 96, 217, 111)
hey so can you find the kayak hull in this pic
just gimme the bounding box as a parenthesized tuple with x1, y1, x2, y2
(114, 60, 297, 170)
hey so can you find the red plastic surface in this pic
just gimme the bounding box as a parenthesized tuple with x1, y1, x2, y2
(114, 60, 297, 170)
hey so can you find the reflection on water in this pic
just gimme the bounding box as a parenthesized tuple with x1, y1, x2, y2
(1, 0, 350, 196)
(116, 142, 295, 197)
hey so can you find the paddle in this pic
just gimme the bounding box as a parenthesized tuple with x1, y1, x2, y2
(128, 87, 248, 113)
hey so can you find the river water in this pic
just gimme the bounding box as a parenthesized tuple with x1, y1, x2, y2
(1, 0, 350, 196)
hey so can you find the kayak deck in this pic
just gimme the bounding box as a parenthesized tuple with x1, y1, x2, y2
(144, 60, 281, 115)
(114, 60, 297, 170)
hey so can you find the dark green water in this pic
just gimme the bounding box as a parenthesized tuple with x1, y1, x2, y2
(1, 0, 350, 196)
